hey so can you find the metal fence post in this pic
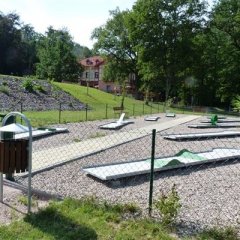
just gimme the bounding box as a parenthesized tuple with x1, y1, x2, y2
(20, 102, 23, 124)
(105, 104, 108, 119)
(59, 103, 62, 123)
(149, 129, 156, 216)
(85, 104, 88, 121)
(143, 104, 145, 115)
(133, 104, 135, 116)
(20, 102, 23, 113)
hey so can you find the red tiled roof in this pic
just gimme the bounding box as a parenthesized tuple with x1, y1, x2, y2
(80, 56, 104, 67)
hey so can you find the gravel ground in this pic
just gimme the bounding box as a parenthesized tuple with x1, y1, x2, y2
(0, 181, 49, 225)
(17, 113, 240, 236)
(0, 76, 85, 111)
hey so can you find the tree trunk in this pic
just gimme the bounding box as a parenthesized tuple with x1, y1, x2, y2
(145, 87, 150, 105)
(120, 81, 126, 108)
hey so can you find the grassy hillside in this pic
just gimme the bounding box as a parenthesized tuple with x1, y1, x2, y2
(25, 82, 164, 125)
(0, 75, 165, 125)
(54, 81, 164, 115)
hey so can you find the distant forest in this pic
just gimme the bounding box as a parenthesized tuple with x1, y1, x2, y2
(1, 0, 240, 109)
(0, 11, 92, 81)
(91, 0, 240, 108)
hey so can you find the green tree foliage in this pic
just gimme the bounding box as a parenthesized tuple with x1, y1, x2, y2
(92, 7, 139, 103)
(128, 0, 207, 103)
(0, 12, 24, 75)
(21, 24, 40, 75)
(102, 58, 130, 108)
(212, 0, 240, 51)
(192, 0, 240, 107)
(0, 12, 88, 79)
(36, 27, 82, 82)
(73, 43, 92, 60)
(231, 95, 240, 112)
(210, 0, 240, 105)
(0, 12, 39, 76)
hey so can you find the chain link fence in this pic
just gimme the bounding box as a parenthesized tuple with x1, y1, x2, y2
(153, 118, 240, 234)
(1, 109, 240, 235)
(0, 101, 166, 123)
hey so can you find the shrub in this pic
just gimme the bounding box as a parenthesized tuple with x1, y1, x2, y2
(154, 184, 181, 227)
(0, 85, 9, 95)
(34, 84, 46, 93)
(231, 95, 240, 112)
(22, 78, 34, 92)
(199, 226, 238, 240)
(166, 98, 173, 108)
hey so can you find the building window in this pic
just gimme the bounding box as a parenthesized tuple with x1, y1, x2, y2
(95, 72, 99, 79)
(85, 72, 89, 78)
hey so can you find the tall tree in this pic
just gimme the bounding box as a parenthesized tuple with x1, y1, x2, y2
(91, 8, 139, 105)
(73, 43, 92, 60)
(21, 24, 40, 75)
(102, 58, 130, 108)
(0, 12, 24, 75)
(210, 0, 240, 106)
(36, 27, 82, 82)
(128, 0, 207, 103)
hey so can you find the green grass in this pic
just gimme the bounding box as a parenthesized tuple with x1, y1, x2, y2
(195, 227, 239, 240)
(0, 75, 202, 125)
(0, 198, 174, 240)
(0, 75, 164, 125)
(53, 82, 164, 118)
(1, 74, 237, 125)
(0, 198, 237, 240)
(19, 82, 166, 126)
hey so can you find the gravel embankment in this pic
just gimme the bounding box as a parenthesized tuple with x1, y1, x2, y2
(0, 76, 85, 111)
(18, 113, 240, 236)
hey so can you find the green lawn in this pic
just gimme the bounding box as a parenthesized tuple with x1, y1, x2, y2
(0, 198, 237, 240)
(1, 75, 235, 126)
(53, 82, 165, 118)
(23, 82, 166, 126)
(0, 198, 174, 240)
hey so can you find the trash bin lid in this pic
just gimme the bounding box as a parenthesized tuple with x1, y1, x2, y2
(0, 123, 29, 133)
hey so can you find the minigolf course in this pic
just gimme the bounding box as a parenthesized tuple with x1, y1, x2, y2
(29, 115, 199, 173)
(190, 114, 240, 128)
(164, 131, 240, 140)
(83, 148, 240, 180)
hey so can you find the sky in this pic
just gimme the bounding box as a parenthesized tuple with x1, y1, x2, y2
(0, 0, 136, 48)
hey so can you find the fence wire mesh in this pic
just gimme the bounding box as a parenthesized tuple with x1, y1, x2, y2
(153, 118, 240, 234)
(10, 112, 240, 234)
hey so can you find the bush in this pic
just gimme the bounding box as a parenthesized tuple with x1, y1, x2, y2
(199, 226, 239, 240)
(22, 78, 34, 92)
(34, 84, 46, 93)
(231, 95, 240, 112)
(166, 98, 173, 108)
(154, 184, 181, 226)
(0, 85, 9, 95)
